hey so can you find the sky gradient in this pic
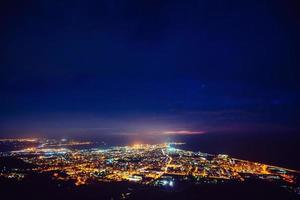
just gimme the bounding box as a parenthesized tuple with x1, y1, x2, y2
(0, 0, 300, 137)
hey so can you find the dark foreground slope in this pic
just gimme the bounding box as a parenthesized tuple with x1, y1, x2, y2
(0, 174, 299, 200)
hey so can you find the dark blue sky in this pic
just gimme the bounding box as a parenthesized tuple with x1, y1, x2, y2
(0, 0, 300, 137)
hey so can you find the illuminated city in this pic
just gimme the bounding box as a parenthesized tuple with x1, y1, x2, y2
(0, 138, 299, 198)
(1, 1, 300, 199)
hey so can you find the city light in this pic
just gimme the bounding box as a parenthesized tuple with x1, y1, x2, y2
(0, 138, 299, 195)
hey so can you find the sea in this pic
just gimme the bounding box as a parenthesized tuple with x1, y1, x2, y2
(1, 131, 299, 171)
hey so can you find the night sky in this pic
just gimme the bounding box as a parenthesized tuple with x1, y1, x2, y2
(1, 0, 300, 137)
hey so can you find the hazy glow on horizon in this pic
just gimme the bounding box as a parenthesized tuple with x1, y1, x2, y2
(162, 130, 206, 135)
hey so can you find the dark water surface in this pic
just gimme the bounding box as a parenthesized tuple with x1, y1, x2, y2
(1, 132, 299, 170)
(74, 132, 300, 171)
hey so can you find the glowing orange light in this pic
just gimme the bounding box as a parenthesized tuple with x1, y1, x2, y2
(162, 130, 206, 135)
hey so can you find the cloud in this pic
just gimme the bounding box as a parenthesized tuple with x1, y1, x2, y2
(162, 130, 206, 135)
